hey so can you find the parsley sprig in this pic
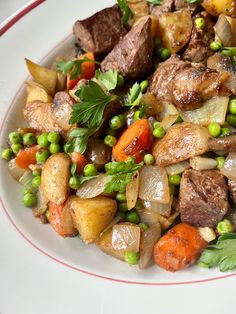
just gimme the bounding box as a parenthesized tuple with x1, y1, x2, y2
(125, 82, 143, 109)
(117, 0, 133, 27)
(95, 69, 121, 91)
(64, 127, 97, 154)
(147, 0, 164, 4)
(69, 80, 118, 128)
(57, 57, 99, 80)
(185, 0, 202, 4)
(104, 159, 143, 193)
(199, 233, 236, 272)
(70, 162, 97, 184)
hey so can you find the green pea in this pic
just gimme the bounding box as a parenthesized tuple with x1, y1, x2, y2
(69, 176, 81, 189)
(117, 74, 124, 88)
(1, 148, 13, 160)
(153, 121, 161, 129)
(23, 133, 36, 146)
(229, 99, 236, 114)
(118, 114, 126, 125)
(220, 127, 230, 137)
(168, 174, 181, 186)
(83, 163, 97, 177)
(134, 110, 141, 121)
(47, 132, 60, 144)
(159, 48, 171, 61)
(126, 210, 140, 224)
(216, 156, 225, 170)
(104, 135, 117, 147)
(153, 126, 165, 138)
(124, 251, 139, 265)
(216, 219, 233, 235)
(208, 122, 221, 137)
(118, 202, 128, 212)
(23, 193, 37, 207)
(210, 40, 222, 51)
(138, 222, 149, 231)
(9, 131, 22, 144)
(32, 175, 41, 189)
(11, 143, 22, 154)
(105, 128, 117, 137)
(144, 154, 155, 165)
(116, 193, 127, 203)
(140, 80, 149, 93)
(134, 199, 143, 210)
(109, 115, 124, 130)
(37, 133, 49, 147)
(226, 114, 236, 126)
(154, 37, 162, 48)
(23, 187, 31, 195)
(32, 168, 41, 176)
(195, 17, 205, 29)
(49, 143, 61, 154)
(36, 150, 50, 163)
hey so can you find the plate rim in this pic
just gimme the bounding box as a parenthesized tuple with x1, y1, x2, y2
(0, 0, 236, 286)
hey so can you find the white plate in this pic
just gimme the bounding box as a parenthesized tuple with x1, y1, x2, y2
(0, 1, 236, 312)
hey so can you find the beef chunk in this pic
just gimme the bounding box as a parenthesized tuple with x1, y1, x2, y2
(149, 55, 228, 110)
(101, 16, 153, 80)
(174, 0, 199, 14)
(229, 179, 236, 204)
(183, 12, 215, 64)
(179, 170, 229, 227)
(151, 0, 198, 18)
(73, 6, 126, 55)
(208, 135, 236, 153)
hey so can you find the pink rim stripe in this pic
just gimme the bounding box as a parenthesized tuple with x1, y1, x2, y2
(0, 0, 45, 36)
(0, 0, 236, 285)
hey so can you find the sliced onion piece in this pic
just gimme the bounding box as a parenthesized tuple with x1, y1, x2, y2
(224, 74, 236, 95)
(139, 222, 161, 269)
(160, 114, 178, 130)
(112, 223, 141, 252)
(143, 197, 173, 217)
(180, 96, 229, 126)
(214, 14, 236, 46)
(139, 165, 170, 203)
(189, 156, 217, 170)
(165, 160, 189, 175)
(76, 174, 110, 199)
(8, 158, 27, 181)
(19, 170, 36, 193)
(126, 171, 139, 210)
(33, 186, 48, 217)
(137, 209, 160, 226)
(102, 215, 123, 234)
(160, 102, 178, 120)
(220, 152, 236, 180)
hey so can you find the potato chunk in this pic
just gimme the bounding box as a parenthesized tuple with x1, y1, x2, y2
(41, 153, 71, 205)
(26, 81, 52, 103)
(202, 0, 236, 17)
(70, 196, 117, 244)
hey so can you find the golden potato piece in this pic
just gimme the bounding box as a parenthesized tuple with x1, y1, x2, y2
(56, 71, 66, 92)
(26, 81, 52, 103)
(41, 153, 71, 205)
(70, 196, 117, 244)
(25, 58, 57, 95)
(202, 0, 236, 17)
(156, 9, 193, 53)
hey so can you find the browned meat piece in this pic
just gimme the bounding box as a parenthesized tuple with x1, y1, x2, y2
(23, 101, 61, 133)
(151, 0, 175, 18)
(183, 12, 215, 64)
(149, 55, 228, 110)
(101, 17, 153, 79)
(52, 92, 75, 132)
(175, 0, 199, 14)
(152, 122, 209, 167)
(73, 6, 126, 55)
(179, 169, 229, 227)
(228, 179, 236, 204)
(208, 135, 236, 153)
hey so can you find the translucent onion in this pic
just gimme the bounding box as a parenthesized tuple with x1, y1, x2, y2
(180, 96, 229, 126)
(189, 156, 217, 170)
(76, 174, 109, 198)
(33, 186, 48, 217)
(160, 114, 178, 130)
(112, 223, 141, 252)
(224, 74, 236, 95)
(126, 171, 139, 210)
(220, 152, 236, 180)
(141, 93, 163, 116)
(139, 222, 161, 269)
(8, 158, 27, 181)
(102, 216, 123, 234)
(87, 139, 111, 166)
(214, 14, 236, 46)
(19, 170, 36, 193)
(159, 102, 179, 120)
(165, 160, 190, 175)
(139, 165, 170, 203)
(143, 197, 173, 217)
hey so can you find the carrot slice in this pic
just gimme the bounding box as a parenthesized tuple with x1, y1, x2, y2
(71, 152, 88, 174)
(112, 119, 153, 163)
(15, 145, 40, 169)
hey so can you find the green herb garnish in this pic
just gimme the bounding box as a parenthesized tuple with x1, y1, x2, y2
(199, 233, 236, 272)
(125, 82, 142, 109)
(185, 0, 202, 4)
(117, 0, 133, 27)
(64, 127, 97, 154)
(95, 69, 120, 91)
(147, 0, 164, 5)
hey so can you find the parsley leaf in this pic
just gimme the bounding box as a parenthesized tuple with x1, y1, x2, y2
(117, 0, 133, 27)
(64, 127, 96, 154)
(125, 82, 142, 109)
(57, 57, 99, 80)
(70, 80, 117, 128)
(71, 162, 77, 176)
(95, 69, 120, 91)
(104, 159, 143, 193)
(74, 173, 98, 185)
(199, 233, 236, 272)
(185, 0, 202, 4)
(147, 0, 164, 5)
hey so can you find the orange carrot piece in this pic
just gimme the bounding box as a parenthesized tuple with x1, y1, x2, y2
(112, 119, 153, 163)
(71, 152, 88, 174)
(153, 223, 207, 272)
(15, 145, 40, 169)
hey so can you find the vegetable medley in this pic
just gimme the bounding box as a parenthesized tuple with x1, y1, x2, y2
(2, 0, 236, 272)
